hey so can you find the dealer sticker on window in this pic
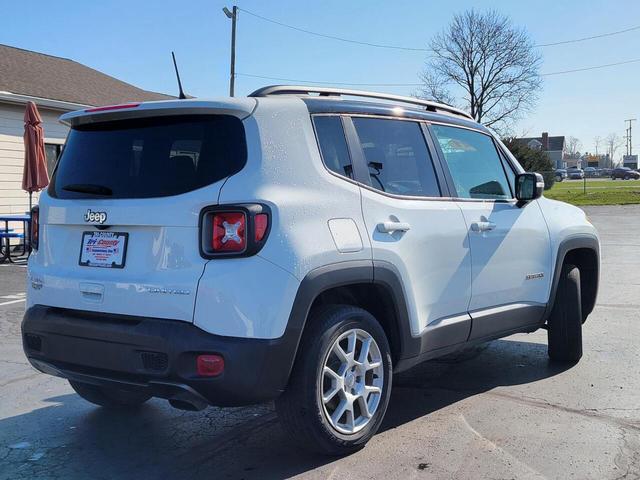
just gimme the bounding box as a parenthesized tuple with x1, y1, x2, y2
(79, 231, 128, 268)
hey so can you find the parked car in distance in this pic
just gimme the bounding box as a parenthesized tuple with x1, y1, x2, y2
(555, 168, 567, 182)
(611, 167, 640, 180)
(583, 167, 597, 178)
(567, 167, 584, 179)
(21, 85, 600, 455)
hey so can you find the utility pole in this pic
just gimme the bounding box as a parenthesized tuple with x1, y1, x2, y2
(625, 118, 637, 157)
(623, 132, 630, 157)
(223, 6, 238, 97)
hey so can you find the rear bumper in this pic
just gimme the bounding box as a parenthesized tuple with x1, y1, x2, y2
(21, 305, 299, 407)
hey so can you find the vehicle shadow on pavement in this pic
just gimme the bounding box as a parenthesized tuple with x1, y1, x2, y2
(1, 338, 572, 480)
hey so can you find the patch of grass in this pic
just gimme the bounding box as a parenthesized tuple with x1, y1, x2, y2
(545, 179, 640, 205)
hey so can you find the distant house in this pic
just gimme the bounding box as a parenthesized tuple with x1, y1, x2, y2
(0, 43, 172, 216)
(515, 132, 567, 169)
(583, 153, 612, 168)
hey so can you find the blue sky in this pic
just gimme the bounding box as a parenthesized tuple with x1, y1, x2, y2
(2, 0, 640, 156)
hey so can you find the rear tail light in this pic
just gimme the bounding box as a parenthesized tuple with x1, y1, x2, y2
(30, 205, 39, 250)
(200, 205, 270, 258)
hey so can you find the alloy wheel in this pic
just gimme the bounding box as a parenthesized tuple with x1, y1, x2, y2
(320, 328, 384, 435)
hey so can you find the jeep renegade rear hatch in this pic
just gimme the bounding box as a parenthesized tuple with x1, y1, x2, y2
(29, 111, 248, 323)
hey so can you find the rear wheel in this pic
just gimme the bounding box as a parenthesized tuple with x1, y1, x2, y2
(69, 380, 151, 408)
(547, 264, 583, 363)
(276, 305, 392, 455)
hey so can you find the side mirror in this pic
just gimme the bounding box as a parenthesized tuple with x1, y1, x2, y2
(515, 172, 544, 206)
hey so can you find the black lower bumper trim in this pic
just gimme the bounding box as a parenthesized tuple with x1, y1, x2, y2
(22, 306, 300, 407)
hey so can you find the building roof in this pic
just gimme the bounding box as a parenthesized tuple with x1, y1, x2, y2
(0, 44, 173, 107)
(516, 135, 566, 152)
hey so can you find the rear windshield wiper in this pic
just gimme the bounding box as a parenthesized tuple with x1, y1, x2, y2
(62, 183, 113, 196)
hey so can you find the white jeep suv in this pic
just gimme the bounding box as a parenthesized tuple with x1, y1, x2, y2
(22, 86, 599, 455)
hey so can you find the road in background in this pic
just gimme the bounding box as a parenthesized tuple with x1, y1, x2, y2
(0, 205, 639, 479)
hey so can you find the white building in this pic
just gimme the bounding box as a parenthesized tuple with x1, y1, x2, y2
(0, 44, 171, 216)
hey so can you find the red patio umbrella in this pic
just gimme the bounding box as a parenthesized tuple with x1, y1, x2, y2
(22, 101, 49, 212)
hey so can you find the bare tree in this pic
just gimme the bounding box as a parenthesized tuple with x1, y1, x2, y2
(566, 136, 581, 157)
(606, 133, 623, 166)
(593, 135, 602, 155)
(417, 10, 542, 133)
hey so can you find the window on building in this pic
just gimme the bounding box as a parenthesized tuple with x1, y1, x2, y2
(44, 143, 62, 178)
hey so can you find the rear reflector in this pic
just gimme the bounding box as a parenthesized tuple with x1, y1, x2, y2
(197, 354, 225, 377)
(212, 211, 246, 252)
(85, 103, 140, 113)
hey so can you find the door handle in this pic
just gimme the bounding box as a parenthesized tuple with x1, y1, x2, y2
(377, 221, 411, 233)
(470, 221, 496, 232)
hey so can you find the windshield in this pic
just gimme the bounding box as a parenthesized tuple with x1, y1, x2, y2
(50, 115, 246, 199)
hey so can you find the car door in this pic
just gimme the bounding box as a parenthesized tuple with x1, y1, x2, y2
(429, 123, 552, 340)
(346, 116, 473, 350)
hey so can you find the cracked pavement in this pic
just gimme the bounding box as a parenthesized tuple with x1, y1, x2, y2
(1, 205, 639, 479)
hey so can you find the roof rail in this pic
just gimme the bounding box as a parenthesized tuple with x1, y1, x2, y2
(248, 85, 474, 120)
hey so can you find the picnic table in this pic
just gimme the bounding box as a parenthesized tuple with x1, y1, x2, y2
(0, 214, 31, 263)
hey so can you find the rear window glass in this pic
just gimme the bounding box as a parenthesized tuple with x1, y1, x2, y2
(313, 116, 353, 179)
(50, 115, 246, 199)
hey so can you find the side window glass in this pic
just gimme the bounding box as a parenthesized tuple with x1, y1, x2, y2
(432, 125, 512, 200)
(352, 118, 440, 197)
(313, 116, 353, 179)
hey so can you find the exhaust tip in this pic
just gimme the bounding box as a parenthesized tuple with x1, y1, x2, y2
(169, 398, 207, 412)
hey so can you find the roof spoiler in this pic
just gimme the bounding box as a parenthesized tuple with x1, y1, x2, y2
(59, 98, 257, 127)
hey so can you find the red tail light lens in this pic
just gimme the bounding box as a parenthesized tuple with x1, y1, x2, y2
(212, 212, 246, 252)
(196, 354, 225, 377)
(254, 213, 269, 242)
(30, 206, 39, 250)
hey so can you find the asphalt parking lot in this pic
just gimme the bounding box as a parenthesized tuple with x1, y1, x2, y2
(1, 205, 639, 480)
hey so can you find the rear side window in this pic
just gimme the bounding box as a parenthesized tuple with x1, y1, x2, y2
(352, 118, 440, 197)
(432, 125, 512, 200)
(50, 115, 246, 199)
(313, 116, 353, 179)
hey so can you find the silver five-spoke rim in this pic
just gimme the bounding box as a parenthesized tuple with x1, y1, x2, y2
(320, 328, 384, 435)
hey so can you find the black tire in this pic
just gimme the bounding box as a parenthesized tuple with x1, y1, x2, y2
(69, 380, 151, 408)
(276, 305, 393, 456)
(624, 175, 630, 180)
(547, 264, 583, 363)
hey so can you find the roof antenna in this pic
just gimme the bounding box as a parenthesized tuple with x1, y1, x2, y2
(171, 51, 187, 100)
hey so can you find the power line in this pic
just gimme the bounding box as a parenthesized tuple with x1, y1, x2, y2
(535, 25, 640, 47)
(238, 7, 640, 52)
(237, 58, 640, 86)
(236, 73, 421, 87)
(238, 7, 429, 51)
(541, 58, 640, 76)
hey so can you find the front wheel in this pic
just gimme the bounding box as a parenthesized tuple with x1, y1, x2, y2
(276, 305, 392, 455)
(547, 264, 583, 363)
